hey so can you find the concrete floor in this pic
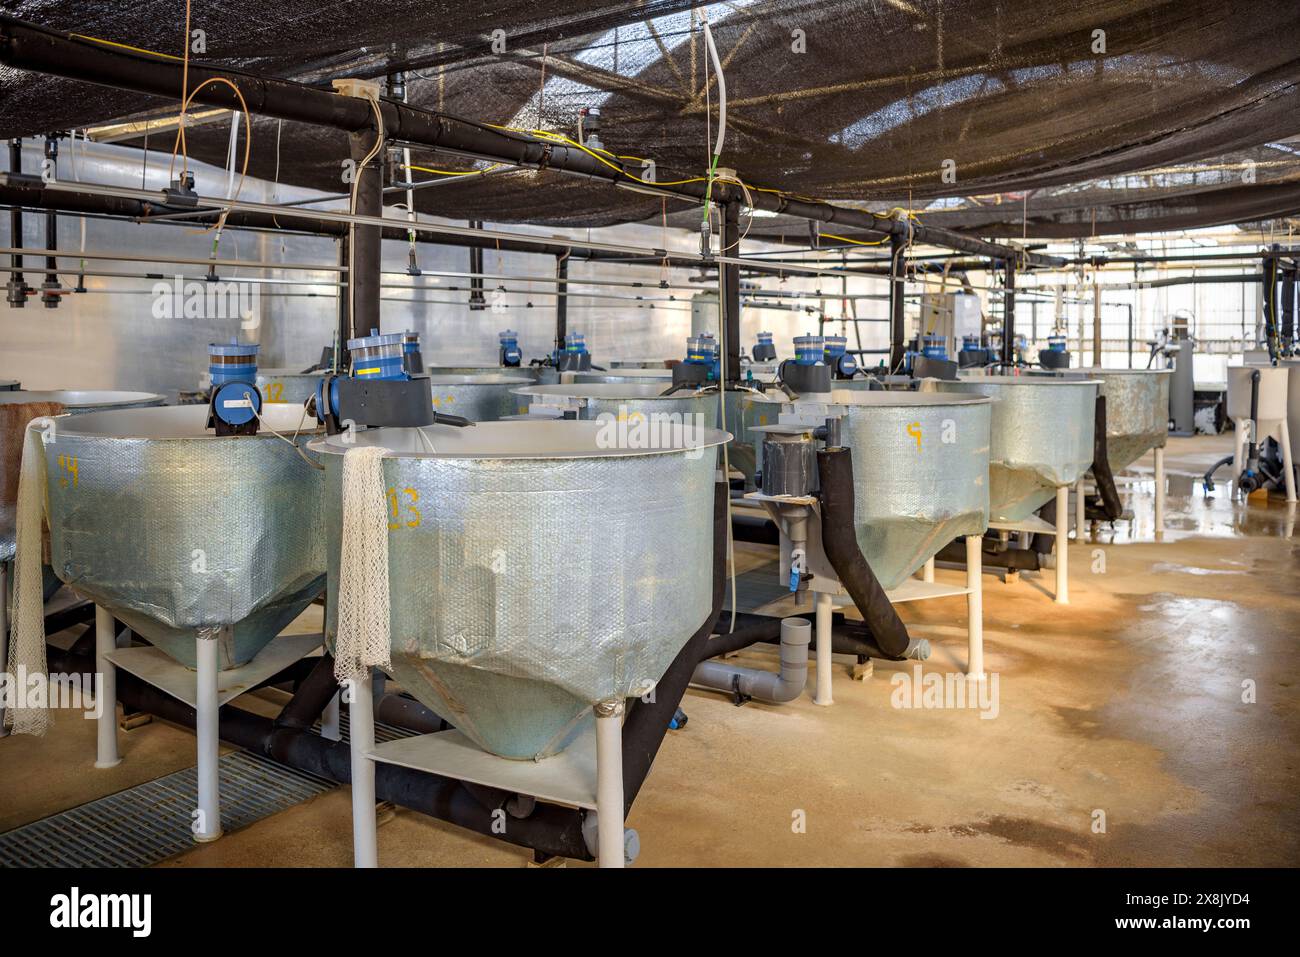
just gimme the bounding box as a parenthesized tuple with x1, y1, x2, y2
(2, 431, 1297, 867)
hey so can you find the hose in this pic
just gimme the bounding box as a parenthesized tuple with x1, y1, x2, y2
(814, 446, 911, 658)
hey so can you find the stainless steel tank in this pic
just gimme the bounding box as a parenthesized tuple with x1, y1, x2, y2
(830, 390, 992, 590)
(511, 382, 718, 429)
(314, 420, 728, 760)
(1068, 368, 1171, 471)
(928, 376, 1099, 522)
(0, 390, 166, 412)
(255, 369, 321, 406)
(427, 374, 536, 421)
(571, 368, 674, 386)
(41, 405, 326, 669)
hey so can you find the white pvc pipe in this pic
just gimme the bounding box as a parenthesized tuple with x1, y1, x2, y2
(594, 699, 626, 869)
(1154, 445, 1166, 537)
(922, 556, 935, 583)
(350, 669, 378, 868)
(813, 591, 834, 706)
(93, 605, 120, 767)
(193, 631, 222, 842)
(965, 535, 984, 679)
(1055, 485, 1070, 604)
(1280, 421, 1297, 503)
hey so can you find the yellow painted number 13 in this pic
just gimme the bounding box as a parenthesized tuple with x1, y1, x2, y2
(387, 487, 421, 529)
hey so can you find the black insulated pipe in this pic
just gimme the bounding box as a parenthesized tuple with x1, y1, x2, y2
(621, 478, 728, 814)
(40, 134, 59, 308)
(6, 138, 25, 307)
(722, 199, 742, 383)
(1087, 395, 1124, 521)
(554, 250, 569, 354)
(1002, 258, 1017, 367)
(348, 129, 382, 339)
(888, 233, 905, 370)
(815, 447, 911, 658)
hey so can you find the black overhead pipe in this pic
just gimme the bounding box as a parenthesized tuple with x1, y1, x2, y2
(0, 15, 1064, 268)
(815, 447, 911, 658)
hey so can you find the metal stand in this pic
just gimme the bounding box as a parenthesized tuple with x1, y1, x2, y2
(988, 495, 1069, 604)
(353, 691, 630, 868)
(1074, 478, 1086, 542)
(922, 556, 935, 583)
(98, 624, 323, 842)
(93, 605, 121, 768)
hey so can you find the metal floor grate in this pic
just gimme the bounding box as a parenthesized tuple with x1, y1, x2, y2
(0, 717, 414, 868)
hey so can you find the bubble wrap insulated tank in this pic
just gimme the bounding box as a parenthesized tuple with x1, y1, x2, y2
(1071, 368, 1171, 471)
(315, 420, 728, 760)
(830, 391, 992, 590)
(928, 376, 1098, 522)
(42, 405, 326, 669)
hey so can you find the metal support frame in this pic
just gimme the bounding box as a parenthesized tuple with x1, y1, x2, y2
(965, 535, 984, 679)
(194, 629, 223, 843)
(813, 590, 834, 706)
(468, 221, 486, 310)
(6, 138, 25, 307)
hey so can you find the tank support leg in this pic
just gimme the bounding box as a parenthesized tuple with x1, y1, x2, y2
(1055, 486, 1070, 604)
(594, 699, 626, 868)
(350, 668, 378, 867)
(193, 628, 223, 842)
(813, 591, 834, 706)
(93, 605, 121, 767)
(922, 556, 935, 583)
(965, 535, 984, 679)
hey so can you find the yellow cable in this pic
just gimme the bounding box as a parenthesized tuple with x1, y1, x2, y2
(823, 233, 889, 246)
(70, 34, 184, 61)
(405, 163, 503, 177)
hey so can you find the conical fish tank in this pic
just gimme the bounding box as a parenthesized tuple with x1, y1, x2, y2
(42, 405, 326, 668)
(928, 376, 1098, 521)
(1062, 368, 1171, 471)
(831, 390, 992, 590)
(314, 420, 728, 760)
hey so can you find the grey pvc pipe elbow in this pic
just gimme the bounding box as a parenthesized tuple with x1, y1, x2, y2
(690, 617, 811, 704)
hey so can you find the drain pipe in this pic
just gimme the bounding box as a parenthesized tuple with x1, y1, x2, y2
(691, 617, 810, 704)
(815, 447, 911, 658)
